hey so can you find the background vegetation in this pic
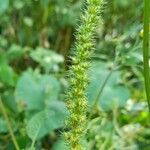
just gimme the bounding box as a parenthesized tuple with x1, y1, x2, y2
(0, 0, 149, 149)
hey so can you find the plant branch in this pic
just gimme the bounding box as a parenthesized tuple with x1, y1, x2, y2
(0, 97, 20, 150)
(143, 0, 150, 112)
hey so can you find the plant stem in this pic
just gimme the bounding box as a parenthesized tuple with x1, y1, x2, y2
(0, 98, 20, 150)
(143, 0, 150, 112)
(93, 68, 114, 107)
(92, 65, 120, 108)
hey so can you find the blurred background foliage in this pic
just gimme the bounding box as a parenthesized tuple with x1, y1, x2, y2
(0, 0, 149, 149)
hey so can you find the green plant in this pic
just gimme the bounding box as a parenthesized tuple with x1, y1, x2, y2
(143, 0, 150, 112)
(65, 0, 104, 149)
(1, 0, 150, 149)
(0, 97, 20, 150)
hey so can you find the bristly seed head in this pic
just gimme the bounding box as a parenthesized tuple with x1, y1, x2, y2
(64, 0, 104, 149)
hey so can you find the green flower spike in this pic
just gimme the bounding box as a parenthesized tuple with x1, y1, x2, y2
(65, 0, 104, 150)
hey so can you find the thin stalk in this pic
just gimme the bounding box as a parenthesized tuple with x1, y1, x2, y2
(92, 65, 120, 107)
(0, 98, 20, 150)
(93, 69, 114, 107)
(143, 0, 150, 111)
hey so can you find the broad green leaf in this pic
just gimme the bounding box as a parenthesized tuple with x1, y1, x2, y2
(3, 91, 18, 113)
(15, 71, 61, 110)
(26, 101, 68, 140)
(13, 0, 24, 9)
(0, 64, 15, 86)
(0, 118, 8, 133)
(40, 0, 49, 7)
(87, 61, 130, 111)
(26, 148, 35, 150)
(30, 47, 64, 72)
(52, 138, 69, 150)
(0, 36, 8, 48)
(99, 86, 130, 111)
(116, 0, 129, 8)
(23, 17, 33, 27)
(0, 0, 9, 14)
(7, 44, 24, 61)
(0, 51, 8, 65)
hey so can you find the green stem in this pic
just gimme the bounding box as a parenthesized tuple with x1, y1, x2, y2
(93, 69, 114, 107)
(0, 98, 20, 150)
(143, 0, 150, 112)
(93, 65, 120, 107)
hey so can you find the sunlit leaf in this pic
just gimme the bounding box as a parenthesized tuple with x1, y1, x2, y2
(15, 71, 61, 110)
(87, 61, 130, 111)
(26, 101, 68, 140)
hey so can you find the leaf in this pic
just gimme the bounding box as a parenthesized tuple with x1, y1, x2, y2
(0, 0, 9, 14)
(7, 44, 24, 62)
(26, 111, 44, 140)
(0, 64, 15, 86)
(15, 71, 61, 110)
(30, 47, 64, 72)
(23, 17, 33, 27)
(3, 91, 18, 113)
(87, 61, 130, 111)
(0, 36, 8, 48)
(99, 86, 130, 111)
(0, 51, 8, 65)
(52, 138, 69, 150)
(26, 101, 68, 140)
(116, 0, 129, 8)
(40, 0, 49, 7)
(13, 0, 24, 9)
(0, 118, 8, 133)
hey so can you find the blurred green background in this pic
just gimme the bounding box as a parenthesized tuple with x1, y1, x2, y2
(0, 0, 149, 149)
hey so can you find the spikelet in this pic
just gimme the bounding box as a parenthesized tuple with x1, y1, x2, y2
(65, 0, 104, 149)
